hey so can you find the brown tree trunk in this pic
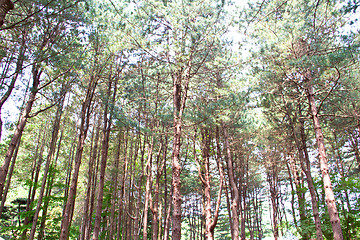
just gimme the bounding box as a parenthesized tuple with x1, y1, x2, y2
(142, 137, 154, 240)
(288, 104, 324, 240)
(29, 92, 65, 240)
(0, 135, 20, 217)
(109, 132, 122, 240)
(222, 123, 240, 240)
(117, 129, 129, 240)
(163, 174, 173, 240)
(267, 160, 279, 240)
(306, 80, 343, 240)
(299, 115, 324, 240)
(60, 76, 97, 240)
(171, 63, 191, 240)
(79, 113, 101, 240)
(151, 137, 165, 240)
(92, 79, 114, 240)
(134, 135, 146, 240)
(0, 33, 26, 141)
(20, 128, 47, 239)
(38, 130, 63, 240)
(0, 67, 41, 201)
(201, 129, 214, 240)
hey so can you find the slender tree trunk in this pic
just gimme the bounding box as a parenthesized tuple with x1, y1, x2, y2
(0, 136, 20, 217)
(163, 179, 173, 240)
(60, 76, 97, 240)
(289, 105, 324, 240)
(142, 137, 154, 240)
(20, 128, 47, 239)
(287, 150, 309, 239)
(151, 146, 161, 240)
(0, 33, 26, 141)
(267, 161, 279, 240)
(306, 80, 343, 240)
(222, 123, 240, 240)
(0, 67, 41, 201)
(38, 130, 63, 240)
(92, 79, 114, 240)
(201, 129, 214, 240)
(117, 130, 129, 240)
(172, 114, 182, 240)
(109, 132, 122, 240)
(171, 64, 191, 240)
(80, 113, 101, 240)
(29, 93, 65, 240)
(86, 143, 101, 239)
(134, 135, 146, 240)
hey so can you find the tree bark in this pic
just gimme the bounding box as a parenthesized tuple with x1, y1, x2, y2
(142, 137, 154, 240)
(288, 104, 324, 240)
(29, 86, 66, 240)
(60, 76, 97, 240)
(0, 33, 26, 141)
(92, 79, 114, 240)
(306, 79, 343, 240)
(222, 123, 240, 240)
(79, 113, 101, 240)
(0, 67, 41, 201)
(109, 132, 122, 240)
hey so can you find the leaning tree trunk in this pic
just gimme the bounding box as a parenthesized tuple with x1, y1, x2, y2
(287, 107, 322, 240)
(29, 93, 65, 240)
(0, 67, 41, 201)
(306, 78, 343, 240)
(0, 33, 26, 141)
(60, 76, 97, 240)
(298, 112, 324, 240)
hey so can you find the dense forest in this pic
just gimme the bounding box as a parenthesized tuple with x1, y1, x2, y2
(0, 0, 359, 239)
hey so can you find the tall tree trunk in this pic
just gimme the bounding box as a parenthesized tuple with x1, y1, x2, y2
(117, 129, 129, 240)
(0, 135, 20, 217)
(171, 64, 191, 240)
(0, 32, 26, 141)
(267, 160, 279, 240)
(152, 136, 166, 240)
(0, 67, 41, 201)
(201, 128, 213, 240)
(29, 92, 65, 240)
(92, 79, 114, 240)
(306, 80, 343, 240)
(20, 128, 47, 239)
(222, 123, 240, 240)
(288, 104, 324, 240)
(299, 115, 324, 240)
(109, 132, 122, 240)
(142, 137, 154, 240)
(134, 135, 146, 240)
(38, 130, 63, 240)
(79, 113, 101, 240)
(60, 76, 97, 240)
